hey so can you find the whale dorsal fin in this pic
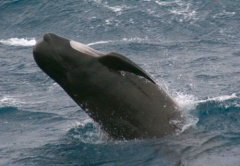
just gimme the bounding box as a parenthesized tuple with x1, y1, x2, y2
(98, 52, 156, 84)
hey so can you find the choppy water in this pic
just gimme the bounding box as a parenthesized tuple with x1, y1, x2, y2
(0, 0, 240, 165)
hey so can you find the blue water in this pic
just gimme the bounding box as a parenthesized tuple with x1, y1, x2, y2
(0, 0, 240, 165)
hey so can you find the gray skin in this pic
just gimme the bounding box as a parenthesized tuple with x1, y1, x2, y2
(33, 33, 182, 139)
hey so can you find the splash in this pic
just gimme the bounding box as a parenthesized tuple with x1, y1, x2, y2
(173, 92, 198, 132)
(174, 92, 238, 132)
(67, 119, 108, 144)
(175, 92, 198, 110)
(197, 93, 237, 103)
(0, 38, 36, 47)
(175, 92, 238, 109)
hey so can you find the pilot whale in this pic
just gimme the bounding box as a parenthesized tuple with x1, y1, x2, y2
(33, 33, 182, 139)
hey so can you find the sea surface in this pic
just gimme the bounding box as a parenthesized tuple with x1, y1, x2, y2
(0, 0, 240, 165)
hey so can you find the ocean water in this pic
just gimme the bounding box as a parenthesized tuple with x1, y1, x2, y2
(0, 0, 240, 165)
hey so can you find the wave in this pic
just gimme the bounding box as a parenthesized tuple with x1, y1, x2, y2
(0, 38, 36, 47)
(87, 37, 153, 46)
(174, 92, 238, 132)
(197, 93, 237, 103)
(154, 0, 198, 23)
(92, 0, 130, 15)
(66, 119, 109, 144)
(0, 96, 25, 107)
(175, 93, 238, 109)
(0, 95, 45, 108)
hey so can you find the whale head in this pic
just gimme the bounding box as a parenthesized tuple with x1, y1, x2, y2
(33, 33, 103, 84)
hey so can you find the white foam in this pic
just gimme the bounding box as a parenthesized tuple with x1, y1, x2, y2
(213, 10, 236, 19)
(174, 92, 238, 132)
(63, 118, 92, 132)
(169, 3, 197, 22)
(0, 38, 36, 47)
(0, 96, 25, 107)
(76, 118, 94, 128)
(87, 37, 151, 46)
(93, 0, 129, 14)
(67, 119, 108, 144)
(155, 0, 197, 22)
(175, 93, 237, 109)
(0, 94, 45, 108)
(174, 92, 199, 132)
(175, 92, 197, 110)
(155, 0, 177, 6)
(106, 5, 125, 13)
(122, 37, 147, 42)
(197, 93, 237, 104)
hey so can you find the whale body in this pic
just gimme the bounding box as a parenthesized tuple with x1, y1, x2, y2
(33, 33, 182, 139)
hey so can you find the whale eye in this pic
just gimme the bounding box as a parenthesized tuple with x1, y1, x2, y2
(70, 40, 102, 57)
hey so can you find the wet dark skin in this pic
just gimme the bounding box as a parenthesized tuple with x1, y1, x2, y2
(33, 33, 182, 139)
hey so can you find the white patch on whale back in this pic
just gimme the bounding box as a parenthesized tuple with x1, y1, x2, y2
(70, 40, 103, 57)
